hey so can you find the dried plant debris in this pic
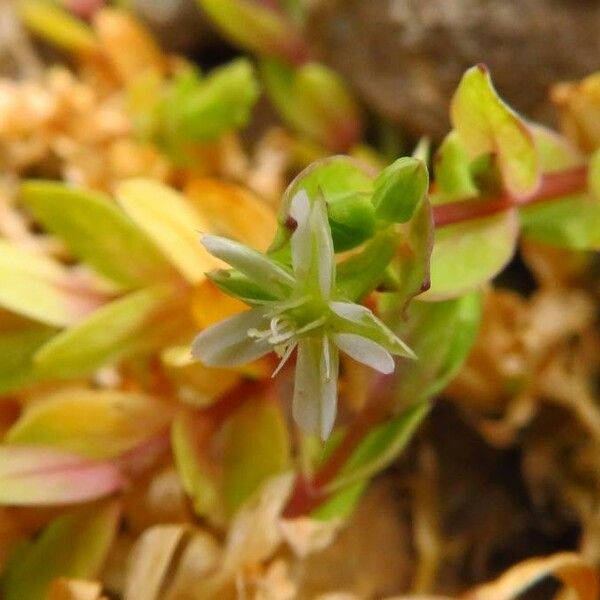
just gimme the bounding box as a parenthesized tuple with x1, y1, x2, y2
(1, 2, 600, 599)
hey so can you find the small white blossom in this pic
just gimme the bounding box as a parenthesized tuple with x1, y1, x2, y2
(192, 191, 415, 439)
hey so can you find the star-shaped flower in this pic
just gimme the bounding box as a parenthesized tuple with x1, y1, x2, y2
(192, 191, 415, 439)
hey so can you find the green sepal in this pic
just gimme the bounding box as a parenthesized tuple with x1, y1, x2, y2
(372, 156, 429, 223)
(335, 231, 398, 302)
(207, 269, 278, 305)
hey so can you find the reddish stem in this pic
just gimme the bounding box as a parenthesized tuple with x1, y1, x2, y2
(257, 0, 282, 10)
(284, 404, 384, 517)
(284, 373, 395, 517)
(432, 165, 588, 227)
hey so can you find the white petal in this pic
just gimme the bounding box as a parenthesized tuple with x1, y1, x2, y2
(191, 308, 272, 367)
(202, 235, 294, 296)
(311, 194, 335, 298)
(329, 301, 366, 323)
(293, 337, 339, 440)
(333, 333, 395, 374)
(330, 301, 416, 359)
(289, 191, 311, 281)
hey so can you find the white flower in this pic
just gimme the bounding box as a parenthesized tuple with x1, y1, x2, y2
(192, 191, 415, 439)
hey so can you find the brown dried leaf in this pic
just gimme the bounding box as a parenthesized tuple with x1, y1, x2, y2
(461, 552, 598, 600)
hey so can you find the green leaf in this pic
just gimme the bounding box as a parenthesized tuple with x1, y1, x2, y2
(18, 0, 97, 53)
(336, 231, 398, 302)
(293, 62, 361, 150)
(222, 398, 290, 515)
(386, 292, 483, 404)
(261, 59, 360, 150)
(372, 157, 429, 223)
(116, 179, 217, 284)
(0, 446, 124, 505)
(520, 196, 600, 250)
(311, 480, 367, 521)
(7, 388, 172, 459)
(451, 65, 539, 197)
(424, 211, 518, 299)
(0, 325, 56, 393)
(21, 180, 174, 288)
(33, 285, 171, 379)
(272, 156, 375, 253)
(171, 410, 223, 524)
(2, 501, 120, 600)
(197, 0, 305, 62)
(325, 402, 429, 492)
(163, 59, 259, 144)
(0, 240, 102, 327)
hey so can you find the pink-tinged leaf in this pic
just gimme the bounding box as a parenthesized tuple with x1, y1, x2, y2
(7, 388, 173, 460)
(0, 446, 124, 506)
(451, 65, 540, 198)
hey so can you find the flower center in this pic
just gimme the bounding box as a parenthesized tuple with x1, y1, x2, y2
(247, 294, 331, 377)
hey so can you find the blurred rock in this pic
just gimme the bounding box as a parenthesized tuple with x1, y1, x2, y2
(306, 0, 600, 138)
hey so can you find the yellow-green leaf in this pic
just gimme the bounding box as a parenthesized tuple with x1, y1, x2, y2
(116, 179, 218, 283)
(33, 285, 172, 379)
(0, 325, 56, 393)
(171, 411, 222, 524)
(7, 388, 172, 459)
(21, 180, 174, 288)
(2, 501, 120, 600)
(197, 0, 305, 63)
(0, 240, 103, 327)
(18, 0, 97, 53)
(424, 211, 519, 299)
(451, 65, 539, 197)
(222, 398, 290, 515)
